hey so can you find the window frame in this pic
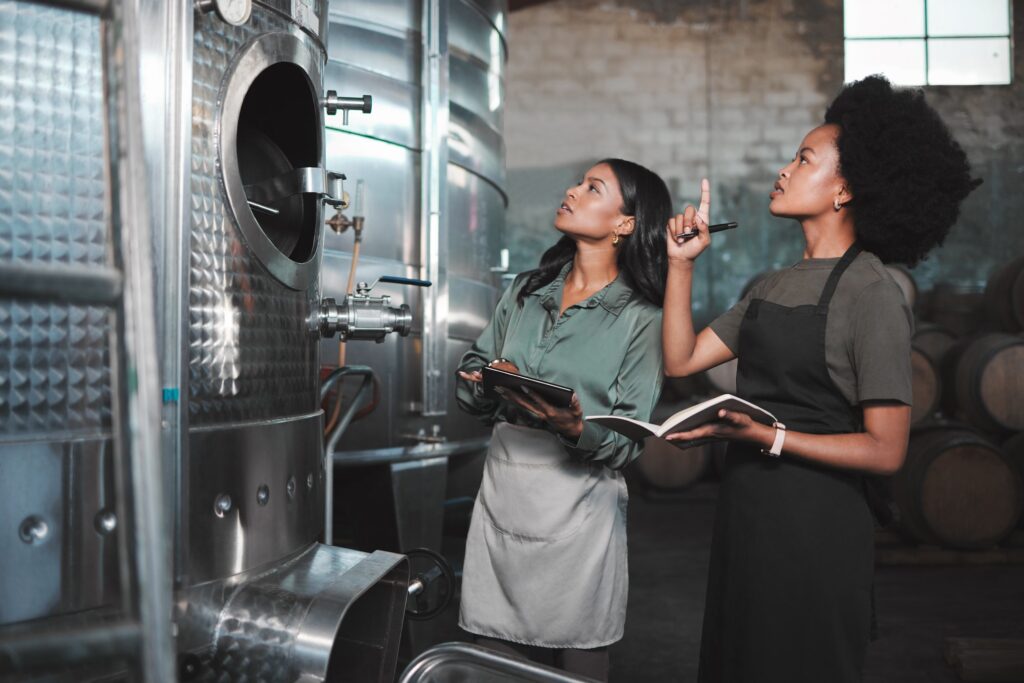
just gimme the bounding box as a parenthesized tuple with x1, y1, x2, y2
(843, 0, 1014, 87)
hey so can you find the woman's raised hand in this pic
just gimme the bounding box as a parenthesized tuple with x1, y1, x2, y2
(666, 178, 712, 266)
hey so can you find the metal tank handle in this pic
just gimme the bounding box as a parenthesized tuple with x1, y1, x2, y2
(242, 167, 349, 208)
(404, 547, 455, 621)
(323, 91, 372, 125)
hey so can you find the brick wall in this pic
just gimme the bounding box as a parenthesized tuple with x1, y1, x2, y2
(502, 0, 1024, 324)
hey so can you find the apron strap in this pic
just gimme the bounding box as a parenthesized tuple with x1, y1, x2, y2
(816, 243, 863, 308)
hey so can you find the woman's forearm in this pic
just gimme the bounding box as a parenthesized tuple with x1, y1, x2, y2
(662, 262, 699, 376)
(777, 429, 908, 475)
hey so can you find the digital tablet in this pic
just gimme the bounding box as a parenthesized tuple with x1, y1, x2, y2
(481, 366, 575, 408)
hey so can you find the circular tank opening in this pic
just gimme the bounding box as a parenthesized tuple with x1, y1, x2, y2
(237, 62, 320, 264)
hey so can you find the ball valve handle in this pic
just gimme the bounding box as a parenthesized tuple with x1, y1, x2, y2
(319, 277, 431, 342)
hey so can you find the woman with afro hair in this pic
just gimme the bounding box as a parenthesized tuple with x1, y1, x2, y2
(661, 75, 979, 682)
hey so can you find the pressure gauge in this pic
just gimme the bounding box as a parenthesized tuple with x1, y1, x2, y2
(196, 0, 252, 26)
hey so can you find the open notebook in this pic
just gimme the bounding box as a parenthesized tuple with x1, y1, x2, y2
(586, 394, 777, 442)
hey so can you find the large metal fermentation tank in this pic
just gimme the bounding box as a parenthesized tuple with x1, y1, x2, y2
(172, 1, 411, 681)
(322, 0, 508, 557)
(1, 0, 416, 680)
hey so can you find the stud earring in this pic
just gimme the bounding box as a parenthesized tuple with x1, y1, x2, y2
(612, 234, 621, 246)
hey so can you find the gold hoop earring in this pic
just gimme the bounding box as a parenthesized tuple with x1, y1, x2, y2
(612, 234, 621, 246)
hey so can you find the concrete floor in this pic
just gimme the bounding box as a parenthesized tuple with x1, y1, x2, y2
(430, 479, 1024, 682)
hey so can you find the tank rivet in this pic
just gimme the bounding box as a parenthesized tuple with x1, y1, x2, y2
(256, 485, 270, 506)
(306, 473, 314, 490)
(214, 493, 232, 518)
(19, 516, 49, 544)
(287, 476, 297, 500)
(94, 510, 118, 535)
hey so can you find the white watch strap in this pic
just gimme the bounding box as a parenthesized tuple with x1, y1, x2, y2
(767, 422, 786, 457)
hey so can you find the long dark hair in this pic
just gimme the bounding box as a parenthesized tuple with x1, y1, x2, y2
(516, 158, 672, 307)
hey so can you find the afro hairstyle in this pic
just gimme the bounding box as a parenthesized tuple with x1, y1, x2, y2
(824, 75, 981, 267)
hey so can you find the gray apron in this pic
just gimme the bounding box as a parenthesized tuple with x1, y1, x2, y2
(459, 421, 629, 648)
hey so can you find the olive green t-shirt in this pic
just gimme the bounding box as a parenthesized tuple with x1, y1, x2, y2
(709, 251, 913, 407)
(456, 262, 664, 469)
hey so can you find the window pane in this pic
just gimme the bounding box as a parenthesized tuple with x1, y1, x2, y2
(845, 0, 925, 38)
(928, 37, 1012, 85)
(927, 0, 1010, 37)
(845, 39, 927, 85)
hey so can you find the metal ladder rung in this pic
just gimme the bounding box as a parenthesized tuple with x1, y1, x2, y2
(0, 262, 123, 306)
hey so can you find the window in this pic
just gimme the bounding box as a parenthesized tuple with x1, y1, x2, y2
(844, 0, 1012, 86)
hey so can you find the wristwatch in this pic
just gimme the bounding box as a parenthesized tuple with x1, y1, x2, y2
(761, 421, 786, 457)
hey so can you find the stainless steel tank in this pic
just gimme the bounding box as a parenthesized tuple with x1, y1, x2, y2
(1, 0, 415, 680)
(321, 0, 508, 566)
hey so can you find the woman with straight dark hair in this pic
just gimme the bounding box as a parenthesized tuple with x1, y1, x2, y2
(661, 75, 980, 682)
(455, 158, 672, 680)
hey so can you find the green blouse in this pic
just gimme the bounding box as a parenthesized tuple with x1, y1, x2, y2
(456, 262, 664, 469)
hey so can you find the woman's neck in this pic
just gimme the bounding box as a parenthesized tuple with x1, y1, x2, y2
(799, 214, 857, 259)
(567, 243, 619, 291)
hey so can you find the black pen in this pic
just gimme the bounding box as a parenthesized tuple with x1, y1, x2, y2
(674, 221, 739, 241)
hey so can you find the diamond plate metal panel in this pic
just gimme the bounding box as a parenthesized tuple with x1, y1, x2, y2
(188, 8, 323, 425)
(0, 1, 107, 269)
(0, 300, 112, 438)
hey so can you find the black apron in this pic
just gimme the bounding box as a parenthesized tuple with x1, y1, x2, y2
(698, 245, 874, 683)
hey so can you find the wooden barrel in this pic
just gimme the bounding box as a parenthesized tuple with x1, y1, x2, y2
(910, 347, 941, 424)
(885, 264, 918, 310)
(984, 256, 1024, 332)
(704, 358, 738, 395)
(925, 283, 987, 337)
(912, 323, 958, 365)
(1002, 432, 1024, 528)
(954, 334, 1024, 433)
(635, 437, 711, 490)
(890, 427, 1023, 549)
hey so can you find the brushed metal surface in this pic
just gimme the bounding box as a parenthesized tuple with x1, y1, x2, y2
(462, 0, 506, 37)
(327, 0, 420, 34)
(447, 164, 506, 278)
(327, 19, 421, 84)
(177, 543, 409, 683)
(324, 61, 422, 149)
(450, 53, 503, 133)
(450, 0, 506, 72)
(449, 102, 506, 190)
(189, 6, 322, 426)
(0, 437, 120, 626)
(323, 133, 422, 264)
(186, 413, 323, 584)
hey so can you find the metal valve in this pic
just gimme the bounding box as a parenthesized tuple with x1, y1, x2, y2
(319, 276, 431, 343)
(323, 91, 373, 125)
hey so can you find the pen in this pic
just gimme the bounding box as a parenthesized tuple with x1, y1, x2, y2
(674, 221, 739, 241)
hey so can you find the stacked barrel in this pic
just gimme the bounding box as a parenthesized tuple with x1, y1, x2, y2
(893, 257, 1024, 550)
